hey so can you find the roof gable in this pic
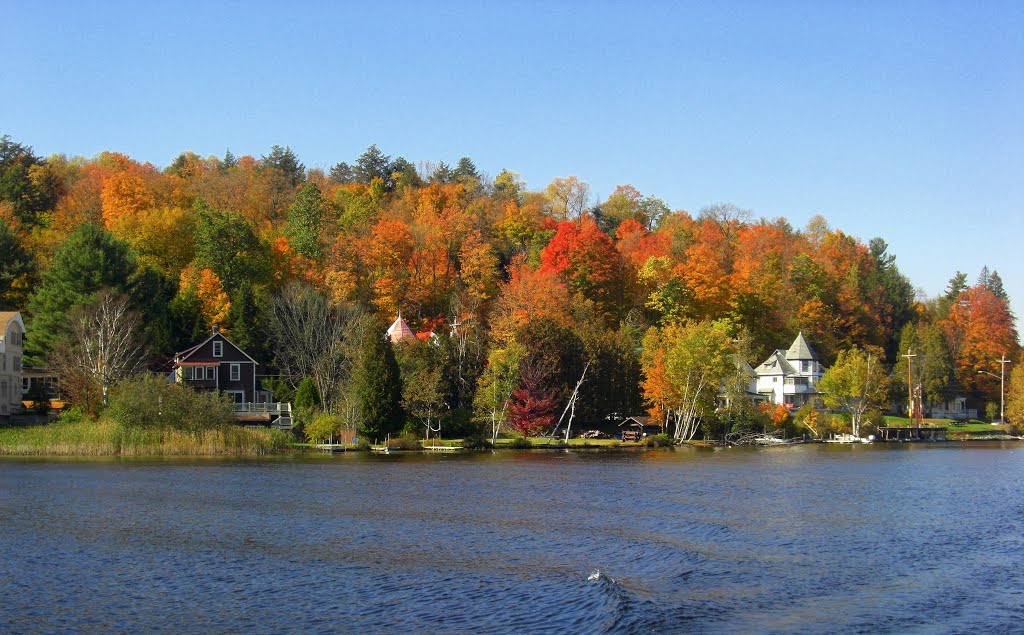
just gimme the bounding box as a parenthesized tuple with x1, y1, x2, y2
(0, 311, 24, 333)
(175, 331, 257, 365)
(0, 312, 24, 352)
(755, 350, 797, 376)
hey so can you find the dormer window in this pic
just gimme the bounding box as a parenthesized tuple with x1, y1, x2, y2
(213, 340, 223, 357)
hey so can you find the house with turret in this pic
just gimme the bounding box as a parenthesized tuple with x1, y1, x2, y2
(754, 332, 826, 408)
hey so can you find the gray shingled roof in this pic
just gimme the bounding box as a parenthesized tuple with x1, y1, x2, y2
(785, 332, 819, 361)
(755, 350, 797, 375)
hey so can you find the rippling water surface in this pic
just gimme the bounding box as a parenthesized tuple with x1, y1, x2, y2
(2, 443, 1023, 633)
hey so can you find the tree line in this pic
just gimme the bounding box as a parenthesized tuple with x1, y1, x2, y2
(0, 133, 1019, 441)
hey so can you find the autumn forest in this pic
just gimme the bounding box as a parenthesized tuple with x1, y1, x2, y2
(0, 135, 1019, 440)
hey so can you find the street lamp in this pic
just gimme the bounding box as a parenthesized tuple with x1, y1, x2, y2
(978, 355, 1011, 425)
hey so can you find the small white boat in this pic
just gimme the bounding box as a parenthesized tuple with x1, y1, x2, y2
(825, 433, 873, 444)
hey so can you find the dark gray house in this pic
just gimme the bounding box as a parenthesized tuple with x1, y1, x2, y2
(173, 325, 259, 404)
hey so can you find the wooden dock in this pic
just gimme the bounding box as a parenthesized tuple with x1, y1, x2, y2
(877, 426, 948, 441)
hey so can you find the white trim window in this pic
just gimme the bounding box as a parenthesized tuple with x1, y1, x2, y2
(213, 340, 223, 357)
(230, 364, 240, 382)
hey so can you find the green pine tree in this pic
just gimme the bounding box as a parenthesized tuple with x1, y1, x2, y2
(26, 223, 137, 362)
(353, 323, 404, 441)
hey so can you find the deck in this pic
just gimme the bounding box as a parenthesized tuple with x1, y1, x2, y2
(232, 402, 293, 429)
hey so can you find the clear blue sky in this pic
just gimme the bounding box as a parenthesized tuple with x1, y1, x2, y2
(4, 1, 1022, 315)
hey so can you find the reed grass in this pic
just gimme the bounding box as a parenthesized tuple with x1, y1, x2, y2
(0, 417, 290, 457)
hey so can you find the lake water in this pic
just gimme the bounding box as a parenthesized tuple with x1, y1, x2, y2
(2, 443, 1023, 633)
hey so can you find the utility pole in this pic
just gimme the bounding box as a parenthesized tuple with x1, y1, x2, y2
(979, 356, 1012, 425)
(999, 356, 1011, 424)
(902, 349, 917, 420)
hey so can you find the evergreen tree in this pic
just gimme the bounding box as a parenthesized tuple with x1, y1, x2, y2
(354, 145, 391, 185)
(221, 148, 237, 170)
(284, 182, 325, 259)
(430, 161, 453, 184)
(453, 156, 479, 181)
(168, 288, 208, 351)
(328, 161, 354, 184)
(986, 270, 1009, 303)
(130, 264, 179, 355)
(945, 271, 968, 300)
(261, 145, 305, 187)
(226, 281, 268, 364)
(0, 220, 33, 309)
(26, 223, 137, 362)
(293, 376, 320, 430)
(353, 322, 404, 441)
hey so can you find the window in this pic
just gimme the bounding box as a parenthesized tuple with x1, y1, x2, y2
(207, 366, 217, 380)
(230, 364, 240, 382)
(213, 340, 223, 357)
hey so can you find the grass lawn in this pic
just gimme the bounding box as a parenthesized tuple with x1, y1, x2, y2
(882, 415, 1014, 435)
(491, 436, 631, 448)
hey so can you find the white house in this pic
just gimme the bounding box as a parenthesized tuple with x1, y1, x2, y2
(0, 312, 26, 419)
(754, 332, 825, 408)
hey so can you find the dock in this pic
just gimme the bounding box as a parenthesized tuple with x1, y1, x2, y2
(877, 426, 948, 442)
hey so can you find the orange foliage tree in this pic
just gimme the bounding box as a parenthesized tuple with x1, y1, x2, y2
(942, 285, 1019, 396)
(180, 266, 231, 327)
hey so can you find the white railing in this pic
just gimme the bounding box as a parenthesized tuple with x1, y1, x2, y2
(232, 402, 292, 416)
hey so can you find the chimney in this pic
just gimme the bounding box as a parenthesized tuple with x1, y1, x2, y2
(212, 323, 220, 334)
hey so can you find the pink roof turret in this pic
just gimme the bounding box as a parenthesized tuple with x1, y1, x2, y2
(386, 314, 416, 342)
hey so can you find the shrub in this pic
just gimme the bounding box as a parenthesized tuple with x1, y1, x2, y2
(106, 374, 235, 433)
(461, 433, 494, 450)
(388, 433, 421, 451)
(508, 436, 532, 449)
(305, 412, 342, 443)
(55, 406, 90, 425)
(986, 402, 1000, 422)
(643, 433, 675, 448)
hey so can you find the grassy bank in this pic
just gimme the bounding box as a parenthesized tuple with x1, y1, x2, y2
(0, 418, 290, 457)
